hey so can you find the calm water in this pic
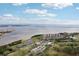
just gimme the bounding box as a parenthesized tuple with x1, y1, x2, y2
(0, 24, 79, 46)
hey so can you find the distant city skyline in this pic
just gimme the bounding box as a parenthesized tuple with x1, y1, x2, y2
(0, 3, 79, 25)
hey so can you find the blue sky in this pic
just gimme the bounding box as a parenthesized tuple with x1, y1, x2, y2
(0, 3, 79, 25)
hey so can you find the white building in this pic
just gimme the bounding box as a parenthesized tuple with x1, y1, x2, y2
(31, 45, 46, 54)
(43, 33, 65, 40)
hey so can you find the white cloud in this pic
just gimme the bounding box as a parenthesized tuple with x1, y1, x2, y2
(18, 17, 79, 25)
(2, 14, 19, 20)
(0, 14, 38, 24)
(0, 14, 79, 25)
(0, 13, 79, 25)
(46, 19, 77, 25)
(32, 18, 79, 25)
(12, 3, 27, 6)
(2, 14, 18, 20)
(3, 14, 13, 17)
(0, 14, 21, 24)
(42, 3, 73, 9)
(25, 9, 56, 17)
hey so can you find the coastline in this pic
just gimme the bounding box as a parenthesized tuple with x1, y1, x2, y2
(0, 26, 79, 46)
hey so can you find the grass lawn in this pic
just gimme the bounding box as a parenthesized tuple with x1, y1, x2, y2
(7, 45, 34, 56)
(31, 34, 43, 43)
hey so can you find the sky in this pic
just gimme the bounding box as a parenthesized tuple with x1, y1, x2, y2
(0, 3, 79, 25)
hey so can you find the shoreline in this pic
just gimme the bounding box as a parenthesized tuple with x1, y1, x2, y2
(0, 26, 79, 46)
(0, 31, 79, 46)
